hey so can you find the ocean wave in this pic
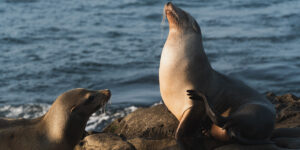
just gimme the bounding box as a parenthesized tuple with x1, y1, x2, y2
(204, 34, 299, 43)
(118, 0, 161, 8)
(86, 105, 138, 131)
(0, 103, 50, 119)
(0, 37, 28, 45)
(85, 102, 163, 131)
(5, 0, 38, 3)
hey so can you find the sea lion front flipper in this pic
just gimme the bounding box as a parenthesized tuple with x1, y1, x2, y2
(175, 103, 206, 150)
(187, 90, 228, 127)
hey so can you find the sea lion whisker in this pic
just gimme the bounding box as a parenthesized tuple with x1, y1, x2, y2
(103, 103, 106, 114)
(161, 8, 166, 27)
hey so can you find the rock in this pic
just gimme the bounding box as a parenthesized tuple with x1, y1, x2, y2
(266, 92, 300, 128)
(103, 104, 178, 139)
(76, 104, 181, 150)
(214, 144, 286, 150)
(272, 137, 300, 149)
(76, 93, 300, 150)
(74, 133, 135, 150)
(128, 138, 179, 150)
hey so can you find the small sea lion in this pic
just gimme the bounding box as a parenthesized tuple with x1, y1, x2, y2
(159, 2, 276, 148)
(0, 88, 111, 150)
(187, 90, 275, 144)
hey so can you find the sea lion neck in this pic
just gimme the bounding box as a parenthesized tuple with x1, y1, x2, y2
(41, 102, 70, 142)
(40, 109, 85, 149)
(41, 98, 89, 147)
(64, 113, 88, 146)
(164, 31, 212, 71)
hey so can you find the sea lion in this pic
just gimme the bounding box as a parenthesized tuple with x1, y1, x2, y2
(159, 2, 276, 147)
(187, 90, 275, 144)
(0, 88, 111, 150)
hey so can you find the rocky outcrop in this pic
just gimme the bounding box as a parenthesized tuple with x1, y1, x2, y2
(75, 93, 300, 150)
(103, 104, 178, 139)
(74, 133, 135, 150)
(267, 92, 300, 128)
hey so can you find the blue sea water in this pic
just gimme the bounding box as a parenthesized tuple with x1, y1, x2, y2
(0, 0, 299, 130)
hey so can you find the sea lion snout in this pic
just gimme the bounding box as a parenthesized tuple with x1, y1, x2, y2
(164, 2, 200, 33)
(164, 2, 180, 26)
(164, 2, 178, 16)
(94, 89, 111, 106)
(164, 2, 175, 12)
(66, 88, 111, 115)
(100, 89, 111, 98)
(166, 2, 172, 6)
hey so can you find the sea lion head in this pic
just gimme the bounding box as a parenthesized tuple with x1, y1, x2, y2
(164, 2, 201, 34)
(43, 88, 111, 147)
(67, 88, 110, 116)
(53, 88, 111, 117)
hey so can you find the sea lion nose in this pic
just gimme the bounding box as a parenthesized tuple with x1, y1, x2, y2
(102, 89, 111, 98)
(166, 2, 173, 6)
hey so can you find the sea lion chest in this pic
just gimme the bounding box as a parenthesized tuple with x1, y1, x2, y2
(159, 35, 203, 120)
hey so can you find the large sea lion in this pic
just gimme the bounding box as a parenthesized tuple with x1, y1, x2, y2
(0, 88, 111, 150)
(159, 2, 276, 148)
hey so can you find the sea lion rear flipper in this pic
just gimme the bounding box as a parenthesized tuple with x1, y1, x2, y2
(228, 129, 274, 145)
(187, 90, 227, 127)
(271, 128, 300, 149)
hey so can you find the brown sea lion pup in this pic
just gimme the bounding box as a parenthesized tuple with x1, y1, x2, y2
(0, 88, 111, 150)
(159, 2, 276, 148)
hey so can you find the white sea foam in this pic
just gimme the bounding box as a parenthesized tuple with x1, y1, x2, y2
(0, 104, 50, 119)
(152, 101, 163, 106)
(85, 105, 139, 131)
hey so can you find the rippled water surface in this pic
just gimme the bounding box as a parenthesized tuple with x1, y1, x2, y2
(0, 0, 299, 130)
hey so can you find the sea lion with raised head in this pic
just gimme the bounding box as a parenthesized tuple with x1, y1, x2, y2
(159, 2, 276, 148)
(0, 88, 111, 150)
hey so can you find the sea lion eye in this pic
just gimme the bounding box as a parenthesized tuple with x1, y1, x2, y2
(192, 20, 200, 33)
(84, 95, 95, 105)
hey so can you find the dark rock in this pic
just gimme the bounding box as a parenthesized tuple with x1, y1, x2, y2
(214, 144, 283, 150)
(103, 104, 178, 139)
(267, 92, 300, 128)
(127, 138, 179, 150)
(76, 104, 181, 150)
(74, 133, 135, 150)
(272, 137, 300, 149)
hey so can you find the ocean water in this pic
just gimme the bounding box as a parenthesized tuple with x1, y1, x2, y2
(0, 0, 299, 131)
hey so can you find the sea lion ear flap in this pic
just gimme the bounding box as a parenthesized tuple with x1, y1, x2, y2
(192, 20, 200, 33)
(70, 105, 78, 112)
